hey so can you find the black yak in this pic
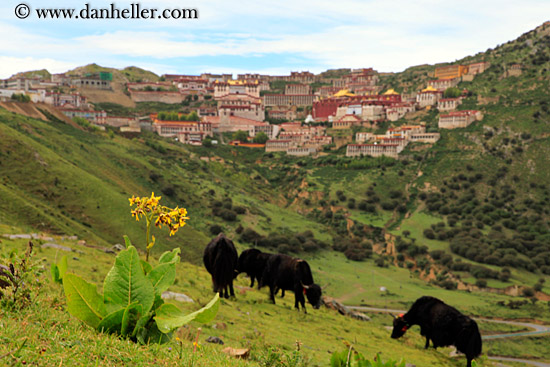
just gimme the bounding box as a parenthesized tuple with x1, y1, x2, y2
(237, 248, 272, 289)
(391, 296, 482, 367)
(203, 233, 238, 299)
(260, 254, 322, 312)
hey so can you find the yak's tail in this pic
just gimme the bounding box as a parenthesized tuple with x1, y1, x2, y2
(212, 238, 237, 291)
(457, 319, 482, 363)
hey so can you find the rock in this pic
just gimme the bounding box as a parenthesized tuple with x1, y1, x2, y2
(322, 296, 370, 322)
(72, 257, 80, 261)
(206, 336, 224, 345)
(77, 240, 87, 247)
(41, 243, 73, 252)
(104, 249, 116, 254)
(9, 234, 32, 240)
(222, 347, 249, 359)
(111, 244, 125, 252)
(349, 312, 371, 322)
(161, 291, 194, 303)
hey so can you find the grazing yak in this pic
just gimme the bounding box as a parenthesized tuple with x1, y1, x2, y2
(203, 233, 238, 299)
(237, 248, 272, 289)
(391, 296, 482, 367)
(260, 254, 322, 312)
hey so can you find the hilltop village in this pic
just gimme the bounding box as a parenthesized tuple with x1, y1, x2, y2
(0, 62, 494, 158)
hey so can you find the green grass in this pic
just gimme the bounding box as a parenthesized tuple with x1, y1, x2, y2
(392, 210, 448, 250)
(0, 235, 498, 367)
(476, 320, 529, 335)
(485, 335, 550, 363)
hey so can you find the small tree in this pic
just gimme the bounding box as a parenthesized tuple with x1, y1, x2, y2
(443, 87, 461, 98)
(232, 130, 249, 142)
(253, 132, 269, 144)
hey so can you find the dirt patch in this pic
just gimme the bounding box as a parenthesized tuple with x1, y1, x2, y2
(80, 81, 135, 108)
(0, 102, 77, 127)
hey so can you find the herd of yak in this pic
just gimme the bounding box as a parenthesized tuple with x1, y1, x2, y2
(203, 233, 482, 367)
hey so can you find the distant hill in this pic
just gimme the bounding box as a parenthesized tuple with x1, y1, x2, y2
(67, 63, 159, 83)
(11, 69, 51, 80)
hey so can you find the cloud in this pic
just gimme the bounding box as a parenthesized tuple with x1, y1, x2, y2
(1, 0, 550, 76)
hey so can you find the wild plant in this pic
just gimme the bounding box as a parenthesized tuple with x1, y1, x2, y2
(0, 241, 44, 311)
(59, 193, 219, 344)
(330, 344, 405, 367)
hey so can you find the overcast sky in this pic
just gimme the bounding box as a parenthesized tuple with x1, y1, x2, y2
(0, 0, 549, 78)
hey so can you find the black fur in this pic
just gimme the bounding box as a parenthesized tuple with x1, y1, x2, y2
(203, 233, 238, 299)
(391, 296, 482, 367)
(260, 254, 322, 313)
(237, 248, 272, 289)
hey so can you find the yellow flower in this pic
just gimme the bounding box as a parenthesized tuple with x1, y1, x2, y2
(149, 192, 161, 207)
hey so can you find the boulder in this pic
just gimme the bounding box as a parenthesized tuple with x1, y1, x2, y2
(206, 336, 224, 345)
(161, 291, 194, 303)
(41, 243, 73, 252)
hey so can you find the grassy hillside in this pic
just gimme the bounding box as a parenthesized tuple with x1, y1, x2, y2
(69, 63, 160, 83)
(2, 234, 535, 367)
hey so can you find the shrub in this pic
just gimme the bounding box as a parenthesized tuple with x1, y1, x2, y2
(233, 206, 247, 214)
(209, 224, 224, 235)
(240, 228, 263, 243)
(522, 287, 535, 298)
(375, 257, 388, 268)
(423, 229, 436, 239)
(475, 279, 487, 288)
(219, 209, 237, 221)
(344, 246, 371, 261)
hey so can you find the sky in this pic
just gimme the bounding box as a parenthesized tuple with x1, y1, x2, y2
(0, 0, 549, 79)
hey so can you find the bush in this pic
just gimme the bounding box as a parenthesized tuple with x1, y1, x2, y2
(240, 228, 262, 243)
(475, 279, 487, 288)
(423, 229, 436, 239)
(375, 257, 388, 268)
(344, 245, 371, 261)
(233, 206, 247, 214)
(209, 224, 224, 235)
(522, 287, 535, 298)
(303, 240, 319, 252)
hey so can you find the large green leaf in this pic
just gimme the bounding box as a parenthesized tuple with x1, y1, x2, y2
(58, 255, 68, 278)
(154, 294, 219, 334)
(131, 311, 153, 339)
(140, 260, 153, 275)
(63, 273, 106, 329)
(51, 256, 68, 284)
(147, 263, 176, 297)
(103, 246, 155, 314)
(123, 235, 132, 249)
(121, 302, 142, 337)
(158, 248, 181, 264)
(97, 308, 125, 334)
(51, 263, 60, 284)
(137, 319, 173, 345)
